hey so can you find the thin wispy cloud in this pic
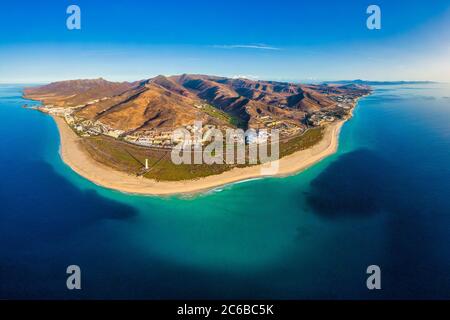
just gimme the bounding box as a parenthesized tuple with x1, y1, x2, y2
(212, 44, 281, 51)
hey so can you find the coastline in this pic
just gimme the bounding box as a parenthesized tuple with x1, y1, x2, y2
(52, 115, 345, 196)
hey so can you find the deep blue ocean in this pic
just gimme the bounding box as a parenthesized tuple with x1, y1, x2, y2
(0, 83, 449, 299)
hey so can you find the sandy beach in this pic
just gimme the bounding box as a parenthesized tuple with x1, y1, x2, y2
(53, 116, 344, 195)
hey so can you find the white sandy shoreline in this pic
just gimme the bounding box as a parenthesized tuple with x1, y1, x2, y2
(52, 116, 344, 196)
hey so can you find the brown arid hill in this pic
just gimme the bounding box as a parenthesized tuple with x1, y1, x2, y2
(24, 75, 370, 133)
(23, 78, 135, 107)
(73, 78, 230, 132)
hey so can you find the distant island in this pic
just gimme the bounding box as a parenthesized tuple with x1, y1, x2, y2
(323, 79, 437, 86)
(23, 75, 370, 195)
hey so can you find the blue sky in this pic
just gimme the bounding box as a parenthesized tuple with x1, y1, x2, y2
(0, 0, 449, 83)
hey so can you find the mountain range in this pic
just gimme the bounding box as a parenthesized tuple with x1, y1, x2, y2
(322, 79, 437, 86)
(24, 74, 370, 134)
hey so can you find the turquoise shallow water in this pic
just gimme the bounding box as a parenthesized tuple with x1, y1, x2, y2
(1, 84, 449, 299)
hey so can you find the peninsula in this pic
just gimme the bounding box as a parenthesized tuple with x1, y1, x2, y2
(23, 75, 370, 195)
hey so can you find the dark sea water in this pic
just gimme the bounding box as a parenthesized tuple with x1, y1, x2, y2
(0, 84, 449, 299)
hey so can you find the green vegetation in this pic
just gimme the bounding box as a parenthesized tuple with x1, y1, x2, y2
(280, 127, 324, 157)
(201, 104, 232, 123)
(143, 161, 233, 181)
(80, 126, 325, 181)
(81, 135, 233, 181)
(200, 103, 247, 129)
(229, 115, 247, 129)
